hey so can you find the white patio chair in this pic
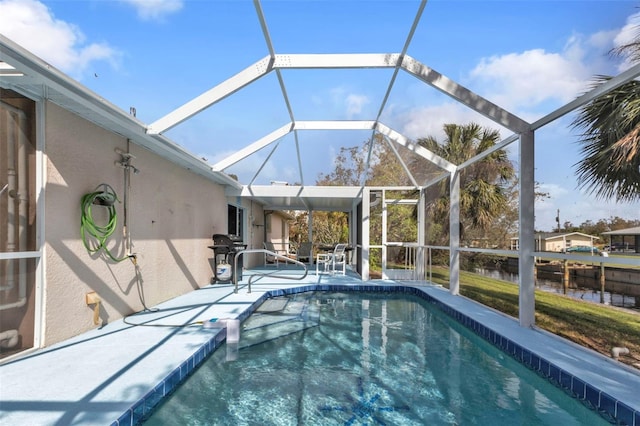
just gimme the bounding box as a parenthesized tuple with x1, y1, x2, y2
(316, 243, 347, 275)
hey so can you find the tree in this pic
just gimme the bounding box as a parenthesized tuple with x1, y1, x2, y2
(312, 142, 370, 246)
(577, 218, 630, 237)
(313, 136, 416, 273)
(317, 144, 369, 186)
(311, 211, 349, 245)
(288, 210, 309, 249)
(571, 30, 640, 202)
(416, 123, 516, 246)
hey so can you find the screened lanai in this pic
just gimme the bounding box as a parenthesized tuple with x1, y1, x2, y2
(144, 1, 640, 328)
(2, 0, 640, 332)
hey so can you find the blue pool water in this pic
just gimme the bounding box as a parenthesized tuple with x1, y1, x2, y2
(144, 291, 608, 425)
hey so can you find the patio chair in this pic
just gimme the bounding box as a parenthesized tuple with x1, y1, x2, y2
(295, 242, 313, 265)
(316, 243, 347, 275)
(264, 241, 286, 266)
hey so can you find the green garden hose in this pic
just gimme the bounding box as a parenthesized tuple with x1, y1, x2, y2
(80, 184, 128, 262)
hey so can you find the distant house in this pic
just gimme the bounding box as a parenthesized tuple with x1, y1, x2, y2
(265, 210, 295, 253)
(602, 226, 640, 253)
(510, 232, 599, 252)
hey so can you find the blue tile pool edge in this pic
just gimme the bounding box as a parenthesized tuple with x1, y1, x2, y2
(116, 283, 639, 426)
(113, 328, 227, 426)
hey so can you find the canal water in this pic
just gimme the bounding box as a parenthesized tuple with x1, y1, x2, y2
(474, 268, 639, 311)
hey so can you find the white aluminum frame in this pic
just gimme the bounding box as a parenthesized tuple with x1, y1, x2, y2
(3, 0, 640, 333)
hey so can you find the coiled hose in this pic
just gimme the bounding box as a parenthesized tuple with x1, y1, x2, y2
(80, 184, 128, 262)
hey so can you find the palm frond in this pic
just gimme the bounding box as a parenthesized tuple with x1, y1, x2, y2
(572, 77, 640, 202)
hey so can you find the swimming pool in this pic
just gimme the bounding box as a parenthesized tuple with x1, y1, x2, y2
(143, 291, 608, 425)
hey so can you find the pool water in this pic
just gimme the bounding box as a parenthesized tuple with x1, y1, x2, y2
(144, 291, 608, 425)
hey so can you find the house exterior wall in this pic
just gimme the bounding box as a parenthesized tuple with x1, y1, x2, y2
(545, 234, 594, 252)
(266, 212, 290, 254)
(230, 196, 265, 268)
(544, 240, 565, 252)
(42, 102, 250, 345)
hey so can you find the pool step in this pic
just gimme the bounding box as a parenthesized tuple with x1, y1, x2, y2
(240, 299, 319, 348)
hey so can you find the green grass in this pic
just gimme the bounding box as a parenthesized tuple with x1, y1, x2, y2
(429, 266, 640, 368)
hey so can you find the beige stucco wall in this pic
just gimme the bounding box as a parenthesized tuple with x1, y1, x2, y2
(43, 102, 261, 345)
(266, 212, 290, 253)
(545, 235, 595, 252)
(565, 235, 595, 247)
(243, 198, 267, 266)
(545, 240, 565, 252)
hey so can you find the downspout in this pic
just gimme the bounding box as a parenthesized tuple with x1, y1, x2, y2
(0, 101, 28, 311)
(4, 116, 17, 292)
(17, 103, 29, 300)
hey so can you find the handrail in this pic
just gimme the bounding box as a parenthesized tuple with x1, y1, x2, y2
(233, 248, 308, 293)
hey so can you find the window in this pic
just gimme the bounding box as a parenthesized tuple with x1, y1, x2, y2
(227, 204, 244, 239)
(281, 219, 286, 241)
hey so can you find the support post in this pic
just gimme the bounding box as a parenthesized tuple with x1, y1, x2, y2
(362, 188, 370, 280)
(518, 130, 535, 327)
(449, 169, 460, 295)
(416, 188, 426, 280)
(600, 262, 606, 303)
(563, 259, 569, 294)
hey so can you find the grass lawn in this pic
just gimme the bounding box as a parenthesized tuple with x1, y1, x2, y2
(428, 266, 640, 369)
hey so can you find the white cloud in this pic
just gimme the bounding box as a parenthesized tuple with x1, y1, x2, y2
(614, 13, 639, 47)
(330, 86, 370, 118)
(119, 0, 183, 21)
(345, 94, 369, 118)
(393, 18, 632, 141)
(537, 183, 569, 204)
(464, 16, 639, 114)
(613, 11, 640, 72)
(393, 102, 507, 141)
(0, 0, 120, 78)
(468, 48, 589, 111)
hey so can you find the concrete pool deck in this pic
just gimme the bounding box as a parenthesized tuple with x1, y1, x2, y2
(1, 268, 639, 425)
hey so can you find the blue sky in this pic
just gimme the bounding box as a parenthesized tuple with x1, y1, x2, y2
(1, 0, 639, 231)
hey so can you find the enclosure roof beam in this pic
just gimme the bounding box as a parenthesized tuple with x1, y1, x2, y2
(147, 55, 274, 134)
(531, 62, 640, 131)
(400, 55, 530, 133)
(376, 122, 457, 173)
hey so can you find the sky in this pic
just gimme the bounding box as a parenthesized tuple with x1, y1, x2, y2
(1, 0, 639, 231)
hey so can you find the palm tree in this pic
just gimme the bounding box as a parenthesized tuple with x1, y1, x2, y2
(571, 32, 640, 202)
(416, 123, 516, 244)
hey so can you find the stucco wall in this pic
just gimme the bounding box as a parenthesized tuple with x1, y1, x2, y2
(266, 212, 290, 253)
(546, 235, 595, 252)
(243, 199, 267, 266)
(43, 102, 243, 345)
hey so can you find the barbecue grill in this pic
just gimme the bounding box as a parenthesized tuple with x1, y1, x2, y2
(209, 234, 246, 283)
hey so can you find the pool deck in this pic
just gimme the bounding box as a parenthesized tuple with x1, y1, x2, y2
(1, 268, 639, 426)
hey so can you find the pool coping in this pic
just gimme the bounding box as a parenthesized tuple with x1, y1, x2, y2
(123, 283, 640, 426)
